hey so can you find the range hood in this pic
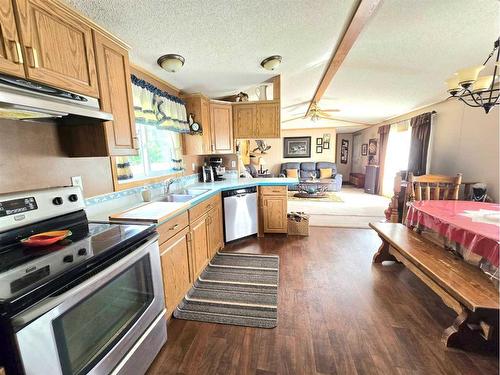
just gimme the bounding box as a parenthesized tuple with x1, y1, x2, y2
(0, 74, 113, 122)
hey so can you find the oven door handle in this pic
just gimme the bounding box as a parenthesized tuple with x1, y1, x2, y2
(12, 234, 159, 328)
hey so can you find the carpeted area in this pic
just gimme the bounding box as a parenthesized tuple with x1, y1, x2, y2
(288, 185, 389, 228)
(287, 191, 343, 202)
(173, 252, 279, 328)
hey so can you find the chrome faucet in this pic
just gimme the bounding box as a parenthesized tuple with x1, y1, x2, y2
(163, 178, 177, 195)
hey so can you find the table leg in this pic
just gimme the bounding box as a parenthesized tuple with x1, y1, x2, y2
(372, 235, 397, 263)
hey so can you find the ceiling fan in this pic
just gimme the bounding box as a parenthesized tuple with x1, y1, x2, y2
(282, 101, 340, 123)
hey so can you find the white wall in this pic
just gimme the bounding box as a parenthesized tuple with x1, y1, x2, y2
(352, 126, 379, 175)
(351, 100, 500, 202)
(245, 128, 337, 176)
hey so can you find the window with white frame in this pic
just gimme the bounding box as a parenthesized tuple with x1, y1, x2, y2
(125, 124, 182, 182)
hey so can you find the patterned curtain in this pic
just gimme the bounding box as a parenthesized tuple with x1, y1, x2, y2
(376, 124, 391, 194)
(131, 74, 189, 133)
(408, 112, 433, 176)
(116, 156, 134, 181)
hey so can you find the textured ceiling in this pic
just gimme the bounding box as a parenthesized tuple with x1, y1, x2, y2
(64, 0, 499, 127)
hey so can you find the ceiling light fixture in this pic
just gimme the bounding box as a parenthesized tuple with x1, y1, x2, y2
(260, 55, 282, 71)
(445, 38, 499, 113)
(157, 54, 185, 73)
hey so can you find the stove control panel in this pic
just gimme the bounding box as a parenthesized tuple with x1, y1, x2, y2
(0, 197, 38, 217)
(0, 186, 85, 232)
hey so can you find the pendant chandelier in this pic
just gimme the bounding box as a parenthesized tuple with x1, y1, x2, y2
(445, 38, 499, 113)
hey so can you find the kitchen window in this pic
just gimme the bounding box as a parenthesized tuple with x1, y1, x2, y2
(126, 123, 182, 181)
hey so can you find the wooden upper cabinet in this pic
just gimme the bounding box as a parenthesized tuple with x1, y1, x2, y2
(93, 31, 137, 156)
(233, 101, 280, 139)
(0, 0, 25, 77)
(14, 0, 99, 97)
(256, 101, 280, 138)
(210, 101, 233, 153)
(182, 94, 211, 155)
(200, 97, 212, 154)
(233, 103, 256, 139)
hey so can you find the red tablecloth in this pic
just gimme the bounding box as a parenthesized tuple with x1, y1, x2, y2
(406, 200, 500, 267)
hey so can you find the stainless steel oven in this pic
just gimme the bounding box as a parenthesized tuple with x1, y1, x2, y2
(12, 235, 166, 375)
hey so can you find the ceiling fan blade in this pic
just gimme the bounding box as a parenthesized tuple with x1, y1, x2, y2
(282, 115, 306, 123)
(282, 100, 311, 110)
(320, 109, 341, 112)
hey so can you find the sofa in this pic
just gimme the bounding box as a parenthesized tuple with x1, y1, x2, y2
(279, 162, 343, 192)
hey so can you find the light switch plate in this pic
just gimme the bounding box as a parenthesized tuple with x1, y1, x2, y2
(231, 160, 236, 168)
(192, 163, 196, 172)
(71, 176, 83, 192)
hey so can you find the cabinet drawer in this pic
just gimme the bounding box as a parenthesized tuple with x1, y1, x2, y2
(260, 186, 287, 196)
(189, 194, 221, 222)
(157, 211, 189, 244)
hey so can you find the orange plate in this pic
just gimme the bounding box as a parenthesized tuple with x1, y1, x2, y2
(21, 230, 72, 247)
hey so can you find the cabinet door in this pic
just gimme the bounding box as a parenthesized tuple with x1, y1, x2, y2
(189, 214, 209, 278)
(14, 0, 99, 97)
(159, 228, 192, 316)
(233, 104, 256, 138)
(201, 97, 212, 154)
(93, 31, 137, 156)
(256, 102, 280, 138)
(207, 204, 223, 257)
(210, 101, 233, 153)
(262, 195, 287, 233)
(0, 0, 25, 77)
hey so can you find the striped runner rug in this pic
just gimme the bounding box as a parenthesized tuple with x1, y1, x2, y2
(173, 252, 279, 328)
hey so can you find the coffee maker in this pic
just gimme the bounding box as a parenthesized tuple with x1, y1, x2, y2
(209, 157, 225, 181)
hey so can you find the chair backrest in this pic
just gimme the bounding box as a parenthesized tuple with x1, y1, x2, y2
(407, 173, 463, 202)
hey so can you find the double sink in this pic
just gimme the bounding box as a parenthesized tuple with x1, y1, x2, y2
(157, 188, 210, 203)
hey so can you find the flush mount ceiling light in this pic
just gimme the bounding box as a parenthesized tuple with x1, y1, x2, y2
(157, 54, 185, 73)
(260, 55, 282, 71)
(445, 38, 499, 113)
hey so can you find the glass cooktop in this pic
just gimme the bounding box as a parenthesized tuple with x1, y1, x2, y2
(0, 215, 154, 315)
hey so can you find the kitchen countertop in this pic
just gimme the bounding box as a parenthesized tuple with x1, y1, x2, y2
(105, 177, 297, 226)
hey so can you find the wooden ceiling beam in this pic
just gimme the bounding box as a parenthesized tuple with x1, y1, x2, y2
(306, 0, 382, 117)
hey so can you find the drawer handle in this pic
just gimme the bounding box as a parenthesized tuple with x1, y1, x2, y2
(8, 40, 23, 64)
(169, 224, 179, 231)
(26, 46, 39, 68)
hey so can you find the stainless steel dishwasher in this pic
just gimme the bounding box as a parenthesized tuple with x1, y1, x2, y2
(222, 186, 258, 242)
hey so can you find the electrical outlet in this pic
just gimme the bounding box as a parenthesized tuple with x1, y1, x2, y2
(192, 163, 196, 172)
(231, 160, 236, 168)
(71, 176, 83, 191)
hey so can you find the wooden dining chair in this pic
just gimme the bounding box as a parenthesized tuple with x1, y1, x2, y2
(403, 173, 463, 222)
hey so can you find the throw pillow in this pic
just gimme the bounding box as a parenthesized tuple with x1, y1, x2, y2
(286, 169, 298, 178)
(319, 168, 332, 179)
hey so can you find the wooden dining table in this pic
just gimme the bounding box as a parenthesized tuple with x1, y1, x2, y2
(406, 200, 500, 271)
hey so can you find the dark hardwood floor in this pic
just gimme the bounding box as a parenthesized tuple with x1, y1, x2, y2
(147, 227, 499, 375)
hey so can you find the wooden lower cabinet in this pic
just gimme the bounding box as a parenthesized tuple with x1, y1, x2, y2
(159, 227, 191, 317)
(189, 213, 209, 279)
(260, 186, 288, 233)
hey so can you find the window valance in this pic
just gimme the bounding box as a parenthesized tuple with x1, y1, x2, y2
(131, 74, 189, 133)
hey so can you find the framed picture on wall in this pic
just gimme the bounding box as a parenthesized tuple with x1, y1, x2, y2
(361, 143, 368, 156)
(283, 136, 311, 158)
(323, 133, 331, 144)
(323, 141, 330, 150)
(316, 145, 323, 153)
(316, 137, 323, 145)
(340, 139, 349, 164)
(368, 138, 378, 156)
